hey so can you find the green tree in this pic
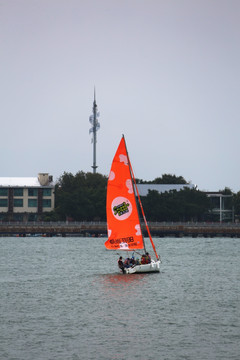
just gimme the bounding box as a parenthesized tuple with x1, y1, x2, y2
(151, 174, 187, 184)
(55, 171, 107, 221)
(52, 171, 222, 222)
(136, 174, 188, 184)
(141, 188, 210, 222)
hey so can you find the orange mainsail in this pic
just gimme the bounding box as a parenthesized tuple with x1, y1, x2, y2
(104, 136, 144, 251)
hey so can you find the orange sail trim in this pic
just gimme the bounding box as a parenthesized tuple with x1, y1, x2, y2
(128, 159, 159, 260)
(105, 136, 144, 251)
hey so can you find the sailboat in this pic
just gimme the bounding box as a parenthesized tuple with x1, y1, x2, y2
(104, 135, 161, 274)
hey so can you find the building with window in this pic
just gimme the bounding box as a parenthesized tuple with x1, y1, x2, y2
(0, 173, 54, 221)
(206, 192, 234, 222)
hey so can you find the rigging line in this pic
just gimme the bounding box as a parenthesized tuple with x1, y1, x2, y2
(124, 137, 159, 261)
(123, 135, 146, 254)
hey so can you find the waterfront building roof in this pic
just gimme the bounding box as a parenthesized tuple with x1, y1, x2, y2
(0, 177, 40, 187)
(136, 184, 196, 196)
(0, 174, 54, 187)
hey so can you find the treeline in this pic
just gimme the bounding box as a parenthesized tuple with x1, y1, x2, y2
(54, 172, 107, 221)
(43, 171, 240, 222)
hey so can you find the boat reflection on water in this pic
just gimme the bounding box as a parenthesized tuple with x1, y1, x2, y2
(96, 273, 147, 298)
(102, 272, 146, 285)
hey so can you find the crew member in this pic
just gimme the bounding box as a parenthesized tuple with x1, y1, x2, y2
(146, 252, 151, 263)
(118, 256, 125, 273)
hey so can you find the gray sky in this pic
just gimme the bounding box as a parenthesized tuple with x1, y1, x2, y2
(1, 0, 239, 192)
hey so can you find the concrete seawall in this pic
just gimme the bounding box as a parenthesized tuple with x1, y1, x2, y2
(1, 222, 240, 237)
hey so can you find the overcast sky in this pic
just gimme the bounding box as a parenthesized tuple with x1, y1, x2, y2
(1, 0, 239, 192)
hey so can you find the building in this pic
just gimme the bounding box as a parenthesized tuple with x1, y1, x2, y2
(206, 192, 234, 222)
(136, 183, 196, 196)
(0, 173, 54, 221)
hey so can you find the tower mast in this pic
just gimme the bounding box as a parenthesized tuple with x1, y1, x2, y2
(89, 88, 100, 173)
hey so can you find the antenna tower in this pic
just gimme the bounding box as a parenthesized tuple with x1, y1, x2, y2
(89, 89, 100, 173)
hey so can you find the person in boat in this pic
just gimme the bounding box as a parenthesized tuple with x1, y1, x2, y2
(118, 256, 125, 273)
(124, 257, 131, 268)
(135, 258, 140, 265)
(141, 254, 147, 264)
(146, 252, 151, 264)
(130, 256, 135, 266)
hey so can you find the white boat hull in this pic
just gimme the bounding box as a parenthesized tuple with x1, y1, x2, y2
(125, 260, 161, 274)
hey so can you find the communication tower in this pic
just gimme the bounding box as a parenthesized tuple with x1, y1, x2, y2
(89, 89, 100, 173)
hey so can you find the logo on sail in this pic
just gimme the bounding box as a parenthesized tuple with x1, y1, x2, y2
(111, 196, 132, 220)
(114, 202, 129, 216)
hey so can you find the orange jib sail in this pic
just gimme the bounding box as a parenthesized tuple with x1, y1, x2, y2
(104, 136, 144, 251)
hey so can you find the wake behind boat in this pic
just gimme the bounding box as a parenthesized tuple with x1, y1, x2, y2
(104, 135, 161, 274)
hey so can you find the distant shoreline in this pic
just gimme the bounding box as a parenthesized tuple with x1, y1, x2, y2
(1, 221, 240, 238)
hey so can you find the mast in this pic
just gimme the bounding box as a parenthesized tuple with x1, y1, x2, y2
(89, 88, 100, 173)
(123, 135, 159, 260)
(123, 135, 146, 253)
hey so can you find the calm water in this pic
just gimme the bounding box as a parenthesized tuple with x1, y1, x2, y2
(0, 236, 239, 360)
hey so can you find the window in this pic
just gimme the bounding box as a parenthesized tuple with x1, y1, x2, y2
(43, 188, 51, 196)
(28, 213, 38, 221)
(28, 189, 38, 196)
(14, 188, 23, 196)
(0, 199, 8, 207)
(0, 213, 8, 220)
(0, 188, 8, 196)
(28, 199, 37, 207)
(43, 199, 51, 208)
(13, 213, 23, 221)
(14, 199, 23, 207)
